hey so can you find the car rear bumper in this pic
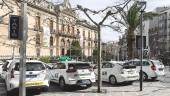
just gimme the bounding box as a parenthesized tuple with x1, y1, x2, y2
(8, 85, 49, 94)
(117, 74, 139, 83)
(67, 78, 95, 86)
(8, 80, 49, 91)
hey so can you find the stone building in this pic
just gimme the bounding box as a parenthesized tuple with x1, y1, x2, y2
(0, 0, 97, 59)
(149, 7, 170, 64)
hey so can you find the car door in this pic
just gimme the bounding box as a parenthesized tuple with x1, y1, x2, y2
(142, 61, 152, 75)
(50, 64, 59, 82)
(102, 62, 113, 81)
(50, 63, 66, 83)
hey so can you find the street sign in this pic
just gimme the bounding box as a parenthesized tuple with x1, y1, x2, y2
(136, 35, 146, 49)
(9, 15, 22, 40)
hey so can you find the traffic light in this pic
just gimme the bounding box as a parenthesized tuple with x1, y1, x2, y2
(9, 15, 22, 40)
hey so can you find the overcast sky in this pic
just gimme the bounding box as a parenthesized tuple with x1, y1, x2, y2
(56, 0, 170, 42)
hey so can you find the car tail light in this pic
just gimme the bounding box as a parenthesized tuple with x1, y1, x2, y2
(11, 69, 14, 78)
(151, 64, 156, 71)
(89, 66, 93, 72)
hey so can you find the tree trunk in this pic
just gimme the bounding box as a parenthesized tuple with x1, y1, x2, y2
(127, 29, 135, 60)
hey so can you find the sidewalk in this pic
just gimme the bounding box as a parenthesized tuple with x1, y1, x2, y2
(38, 81, 170, 96)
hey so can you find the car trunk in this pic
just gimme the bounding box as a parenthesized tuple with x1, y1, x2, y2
(151, 60, 165, 76)
(66, 63, 92, 80)
(12, 62, 47, 82)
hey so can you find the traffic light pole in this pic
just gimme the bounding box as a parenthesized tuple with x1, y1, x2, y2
(140, 10, 144, 91)
(97, 26, 102, 93)
(19, 0, 27, 96)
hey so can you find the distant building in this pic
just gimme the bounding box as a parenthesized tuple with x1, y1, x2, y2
(102, 41, 119, 61)
(118, 20, 149, 60)
(0, 0, 97, 59)
(149, 7, 170, 62)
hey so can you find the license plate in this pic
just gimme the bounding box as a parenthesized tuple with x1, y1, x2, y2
(26, 75, 37, 78)
(25, 82, 44, 87)
(128, 71, 133, 74)
(159, 68, 163, 71)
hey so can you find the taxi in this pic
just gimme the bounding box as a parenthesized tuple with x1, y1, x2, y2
(94, 61, 139, 85)
(2, 60, 50, 94)
(50, 61, 96, 90)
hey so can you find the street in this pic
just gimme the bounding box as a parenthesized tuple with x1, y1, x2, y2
(36, 81, 170, 96)
(1, 72, 170, 96)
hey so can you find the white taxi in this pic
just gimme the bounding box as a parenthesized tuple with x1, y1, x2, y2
(2, 60, 50, 94)
(50, 61, 96, 89)
(0, 60, 4, 77)
(127, 59, 165, 80)
(94, 61, 139, 85)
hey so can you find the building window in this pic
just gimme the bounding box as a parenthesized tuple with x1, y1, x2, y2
(88, 31, 90, 39)
(35, 16, 40, 30)
(36, 34, 40, 46)
(83, 30, 85, 37)
(50, 20, 53, 32)
(62, 24, 65, 32)
(68, 25, 70, 33)
(72, 26, 74, 34)
(50, 36, 53, 47)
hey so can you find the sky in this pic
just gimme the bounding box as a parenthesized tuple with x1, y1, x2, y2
(54, 0, 170, 42)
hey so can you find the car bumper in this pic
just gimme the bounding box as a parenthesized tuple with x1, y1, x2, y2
(67, 78, 96, 86)
(117, 74, 139, 83)
(8, 80, 49, 91)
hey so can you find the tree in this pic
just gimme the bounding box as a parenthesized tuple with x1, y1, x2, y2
(77, 0, 131, 92)
(69, 40, 82, 59)
(112, 1, 157, 60)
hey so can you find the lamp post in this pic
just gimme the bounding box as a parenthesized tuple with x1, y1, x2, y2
(137, 0, 146, 91)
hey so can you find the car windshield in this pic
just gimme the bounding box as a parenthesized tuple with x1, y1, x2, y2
(68, 63, 90, 69)
(14, 62, 45, 71)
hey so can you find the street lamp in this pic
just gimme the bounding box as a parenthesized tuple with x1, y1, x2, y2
(137, 0, 146, 91)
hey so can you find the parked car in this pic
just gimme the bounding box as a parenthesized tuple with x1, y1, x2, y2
(94, 61, 139, 85)
(126, 59, 165, 80)
(1, 59, 50, 94)
(0, 60, 4, 77)
(50, 61, 96, 89)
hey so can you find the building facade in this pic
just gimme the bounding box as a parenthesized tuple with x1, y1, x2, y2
(149, 7, 170, 63)
(0, 0, 97, 59)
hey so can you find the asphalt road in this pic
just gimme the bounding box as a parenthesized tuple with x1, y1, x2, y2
(1, 68, 170, 96)
(0, 79, 170, 96)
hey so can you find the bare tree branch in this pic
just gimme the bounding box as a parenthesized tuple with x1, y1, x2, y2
(1, 0, 14, 18)
(102, 24, 123, 33)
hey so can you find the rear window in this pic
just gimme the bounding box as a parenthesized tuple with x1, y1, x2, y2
(68, 63, 90, 69)
(151, 60, 163, 66)
(14, 62, 45, 71)
(123, 62, 136, 69)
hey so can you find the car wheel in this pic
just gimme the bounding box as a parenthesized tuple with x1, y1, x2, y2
(109, 75, 117, 85)
(87, 83, 92, 88)
(143, 72, 148, 81)
(59, 78, 66, 89)
(127, 81, 133, 85)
